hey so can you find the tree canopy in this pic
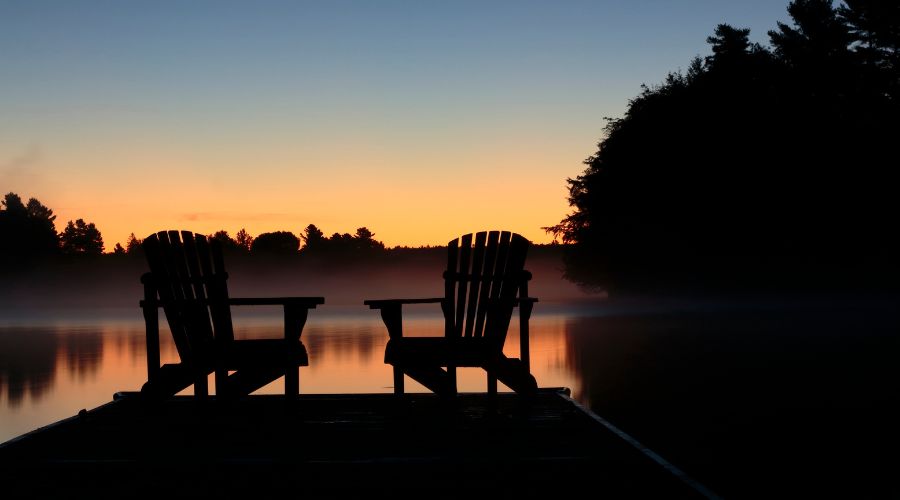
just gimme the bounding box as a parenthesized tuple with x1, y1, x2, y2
(250, 231, 301, 256)
(1, 191, 389, 266)
(547, 0, 899, 290)
(300, 225, 385, 257)
(0, 192, 60, 262)
(60, 219, 104, 255)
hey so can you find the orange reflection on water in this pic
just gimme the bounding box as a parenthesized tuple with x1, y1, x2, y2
(0, 312, 578, 443)
(241, 313, 577, 396)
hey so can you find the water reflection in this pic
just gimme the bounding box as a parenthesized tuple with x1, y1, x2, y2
(0, 311, 578, 443)
(0, 327, 103, 407)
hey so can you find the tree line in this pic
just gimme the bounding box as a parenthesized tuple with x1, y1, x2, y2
(0, 192, 104, 260)
(120, 224, 386, 258)
(546, 0, 899, 290)
(0, 191, 388, 264)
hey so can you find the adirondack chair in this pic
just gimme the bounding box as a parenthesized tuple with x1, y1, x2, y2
(140, 230, 324, 399)
(365, 231, 538, 397)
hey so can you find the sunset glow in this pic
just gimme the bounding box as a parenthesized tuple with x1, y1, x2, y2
(1, 1, 790, 248)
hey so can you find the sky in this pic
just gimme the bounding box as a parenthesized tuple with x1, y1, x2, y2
(1, 0, 792, 248)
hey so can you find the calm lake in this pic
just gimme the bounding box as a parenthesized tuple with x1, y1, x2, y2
(2, 296, 897, 498)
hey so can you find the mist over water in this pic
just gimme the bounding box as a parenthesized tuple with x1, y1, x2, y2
(0, 248, 592, 320)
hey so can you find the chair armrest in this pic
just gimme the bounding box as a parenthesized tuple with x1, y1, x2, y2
(228, 297, 324, 342)
(229, 297, 324, 308)
(139, 297, 323, 344)
(139, 297, 325, 309)
(363, 298, 445, 339)
(364, 298, 444, 309)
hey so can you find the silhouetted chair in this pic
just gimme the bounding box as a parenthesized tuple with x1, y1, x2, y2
(365, 231, 538, 397)
(140, 230, 324, 399)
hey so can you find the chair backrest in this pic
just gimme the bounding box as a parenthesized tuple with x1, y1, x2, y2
(443, 231, 530, 346)
(142, 230, 235, 367)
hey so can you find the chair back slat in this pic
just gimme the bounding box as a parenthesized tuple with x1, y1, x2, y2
(180, 232, 207, 301)
(490, 232, 512, 302)
(452, 233, 473, 338)
(158, 231, 187, 302)
(444, 238, 459, 337)
(463, 232, 487, 337)
(473, 231, 500, 338)
(204, 238, 235, 343)
(166, 231, 194, 300)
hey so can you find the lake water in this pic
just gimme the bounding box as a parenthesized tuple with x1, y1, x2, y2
(0, 305, 584, 444)
(2, 296, 897, 498)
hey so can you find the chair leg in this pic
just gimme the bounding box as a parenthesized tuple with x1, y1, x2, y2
(285, 365, 299, 397)
(393, 366, 405, 394)
(215, 367, 228, 397)
(194, 371, 209, 399)
(448, 366, 458, 396)
(487, 371, 497, 397)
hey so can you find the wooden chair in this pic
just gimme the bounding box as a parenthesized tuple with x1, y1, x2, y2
(365, 231, 538, 397)
(140, 230, 324, 399)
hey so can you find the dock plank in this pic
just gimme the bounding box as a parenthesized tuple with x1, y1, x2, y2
(0, 390, 707, 498)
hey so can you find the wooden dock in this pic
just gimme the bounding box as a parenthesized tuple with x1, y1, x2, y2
(0, 389, 714, 498)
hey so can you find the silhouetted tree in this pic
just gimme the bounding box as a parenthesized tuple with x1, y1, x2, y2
(548, 1, 899, 290)
(125, 233, 142, 255)
(60, 219, 104, 255)
(354, 227, 386, 252)
(297, 224, 386, 259)
(2, 193, 25, 213)
(25, 198, 59, 254)
(235, 228, 253, 253)
(0, 192, 60, 262)
(840, 1, 900, 61)
(250, 231, 300, 256)
(300, 224, 326, 254)
(113, 243, 126, 254)
(208, 230, 244, 254)
(770, 0, 852, 64)
(328, 232, 355, 253)
(839, 0, 900, 97)
(706, 24, 753, 64)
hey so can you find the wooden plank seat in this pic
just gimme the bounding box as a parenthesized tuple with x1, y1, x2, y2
(365, 231, 538, 397)
(140, 230, 324, 399)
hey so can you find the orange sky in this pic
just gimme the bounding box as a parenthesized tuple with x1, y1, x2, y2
(8, 135, 583, 249)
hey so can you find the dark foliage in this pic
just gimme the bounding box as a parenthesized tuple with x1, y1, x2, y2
(0, 193, 60, 265)
(250, 231, 301, 256)
(547, 0, 899, 291)
(235, 228, 253, 253)
(299, 224, 327, 254)
(60, 219, 104, 255)
(125, 233, 143, 256)
(208, 230, 247, 256)
(300, 224, 386, 259)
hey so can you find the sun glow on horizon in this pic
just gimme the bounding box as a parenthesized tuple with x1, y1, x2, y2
(18, 147, 576, 249)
